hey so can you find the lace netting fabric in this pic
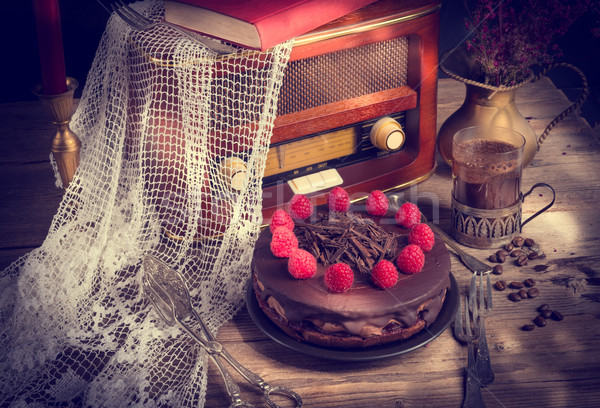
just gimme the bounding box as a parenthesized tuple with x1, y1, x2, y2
(0, 1, 292, 406)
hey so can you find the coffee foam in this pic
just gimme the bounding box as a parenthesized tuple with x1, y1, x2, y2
(453, 139, 521, 182)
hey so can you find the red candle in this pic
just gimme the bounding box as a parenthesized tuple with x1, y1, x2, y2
(33, 0, 68, 95)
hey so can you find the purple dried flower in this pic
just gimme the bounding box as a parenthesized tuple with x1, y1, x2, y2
(463, 0, 593, 86)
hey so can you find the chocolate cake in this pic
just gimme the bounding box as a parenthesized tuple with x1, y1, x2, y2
(252, 207, 452, 348)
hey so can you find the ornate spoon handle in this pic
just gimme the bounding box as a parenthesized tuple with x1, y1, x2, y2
(428, 222, 492, 274)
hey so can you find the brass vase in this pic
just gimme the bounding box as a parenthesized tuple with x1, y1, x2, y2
(436, 46, 589, 167)
(437, 82, 538, 166)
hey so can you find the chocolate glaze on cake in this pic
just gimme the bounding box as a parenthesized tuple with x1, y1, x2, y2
(252, 208, 451, 348)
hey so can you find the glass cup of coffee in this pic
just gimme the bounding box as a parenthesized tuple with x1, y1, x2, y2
(451, 126, 555, 248)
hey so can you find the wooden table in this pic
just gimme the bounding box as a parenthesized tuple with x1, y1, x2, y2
(2, 78, 599, 407)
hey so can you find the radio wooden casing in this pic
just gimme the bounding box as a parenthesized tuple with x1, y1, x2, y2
(262, 0, 441, 219)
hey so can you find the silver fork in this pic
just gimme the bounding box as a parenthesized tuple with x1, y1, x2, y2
(96, 0, 237, 55)
(454, 289, 486, 408)
(470, 271, 495, 386)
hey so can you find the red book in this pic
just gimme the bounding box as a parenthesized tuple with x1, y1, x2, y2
(163, 0, 378, 51)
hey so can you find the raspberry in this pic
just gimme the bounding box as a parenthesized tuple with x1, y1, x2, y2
(324, 263, 354, 293)
(327, 186, 351, 212)
(396, 244, 425, 274)
(270, 227, 299, 258)
(371, 260, 398, 289)
(408, 223, 435, 252)
(289, 194, 313, 220)
(269, 209, 295, 233)
(287, 248, 317, 279)
(365, 190, 388, 216)
(395, 202, 421, 229)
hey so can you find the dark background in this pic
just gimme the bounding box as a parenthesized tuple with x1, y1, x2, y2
(2, 0, 599, 127)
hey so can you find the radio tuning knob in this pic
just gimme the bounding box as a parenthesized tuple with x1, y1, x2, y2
(370, 116, 405, 151)
(220, 156, 247, 191)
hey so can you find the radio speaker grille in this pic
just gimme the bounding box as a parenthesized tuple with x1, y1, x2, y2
(277, 36, 409, 116)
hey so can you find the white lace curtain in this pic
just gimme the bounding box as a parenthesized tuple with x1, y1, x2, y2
(0, 1, 292, 406)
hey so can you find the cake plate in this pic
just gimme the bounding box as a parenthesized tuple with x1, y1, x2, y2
(246, 273, 459, 362)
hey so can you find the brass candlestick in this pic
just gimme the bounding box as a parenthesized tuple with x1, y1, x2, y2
(32, 77, 81, 189)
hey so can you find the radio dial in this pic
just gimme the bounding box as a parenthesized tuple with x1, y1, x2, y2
(220, 156, 247, 191)
(370, 116, 405, 151)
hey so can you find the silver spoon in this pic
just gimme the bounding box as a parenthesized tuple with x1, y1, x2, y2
(388, 194, 492, 275)
(142, 255, 302, 408)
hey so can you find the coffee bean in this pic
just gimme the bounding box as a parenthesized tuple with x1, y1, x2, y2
(516, 255, 528, 266)
(510, 249, 523, 257)
(541, 310, 553, 319)
(528, 251, 539, 260)
(524, 278, 536, 287)
(504, 243, 514, 251)
(509, 281, 525, 289)
(538, 304, 550, 312)
(524, 238, 535, 247)
(492, 265, 504, 275)
(496, 249, 509, 258)
(494, 280, 508, 291)
(527, 288, 540, 298)
(551, 310, 564, 321)
(522, 324, 536, 331)
(489, 254, 498, 263)
(533, 315, 547, 327)
(513, 236, 525, 247)
(508, 292, 522, 302)
(518, 289, 528, 299)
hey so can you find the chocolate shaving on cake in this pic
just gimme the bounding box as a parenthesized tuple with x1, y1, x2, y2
(295, 212, 403, 274)
(377, 236, 397, 263)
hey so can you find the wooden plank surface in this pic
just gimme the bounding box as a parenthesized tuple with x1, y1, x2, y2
(0, 102, 63, 270)
(1, 78, 599, 407)
(205, 77, 600, 408)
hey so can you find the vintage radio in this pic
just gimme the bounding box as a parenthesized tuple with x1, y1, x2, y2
(261, 0, 441, 219)
(126, 0, 440, 238)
